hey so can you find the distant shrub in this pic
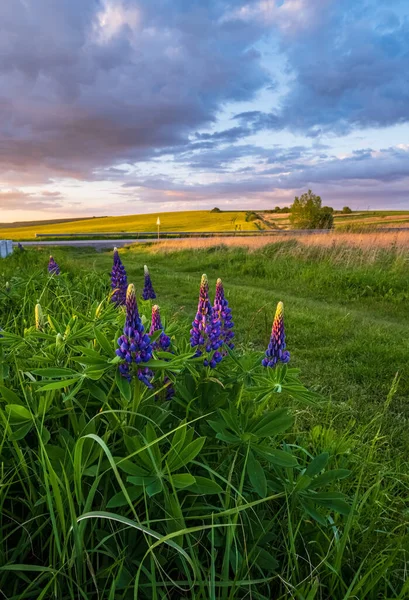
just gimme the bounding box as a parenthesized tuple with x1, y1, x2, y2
(210, 207, 222, 213)
(342, 206, 353, 213)
(290, 190, 334, 229)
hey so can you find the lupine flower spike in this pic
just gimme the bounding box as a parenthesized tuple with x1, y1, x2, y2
(262, 301, 290, 368)
(48, 256, 60, 275)
(149, 305, 174, 398)
(142, 265, 156, 300)
(110, 247, 128, 306)
(17, 242, 24, 251)
(149, 305, 171, 351)
(116, 283, 153, 386)
(35, 303, 44, 331)
(213, 278, 234, 353)
(190, 274, 222, 368)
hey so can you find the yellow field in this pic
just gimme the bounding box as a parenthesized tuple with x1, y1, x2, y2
(1, 209, 409, 240)
(0, 211, 257, 240)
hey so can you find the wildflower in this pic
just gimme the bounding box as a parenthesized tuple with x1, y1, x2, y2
(190, 274, 222, 368)
(110, 247, 128, 306)
(35, 303, 44, 331)
(213, 278, 234, 352)
(262, 301, 290, 368)
(142, 265, 156, 300)
(17, 242, 24, 251)
(149, 305, 171, 351)
(48, 256, 60, 275)
(116, 284, 153, 386)
(149, 304, 174, 398)
(5, 282, 10, 292)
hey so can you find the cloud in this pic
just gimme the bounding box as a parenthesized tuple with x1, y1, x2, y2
(0, 189, 64, 210)
(0, 0, 268, 184)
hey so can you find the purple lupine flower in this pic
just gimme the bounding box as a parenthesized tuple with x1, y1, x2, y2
(262, 301, 290, 368)
(213, 278, 235, 353)
(149, 305, 171, 351)
(17, 242, 24, 251)
(190, 274, 222, 368)
(142, 265, 156, 300)
(150, 305, 174, 399)
(116, 283, 154, 386)
(110, 247, 128, 306)
(48, 256, 60, 275)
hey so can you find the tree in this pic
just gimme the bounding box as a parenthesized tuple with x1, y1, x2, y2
(342, 206, 352, 214)
(289, 190, 334, 229)
(211, 207, 221, 213)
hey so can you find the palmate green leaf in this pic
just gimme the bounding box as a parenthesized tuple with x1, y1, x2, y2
(36, 378, 81, 392)
(107, 486, 143, 508)
(94, 327, 114, 356)
(147, 477, 163, 497)
(0, 385, 23, 405)
(169, 473, 196, 489)
(31, 367, 79, 378)
(308, 469, 351, 489)
(251, 408, 293, 438)
(5, 404, 32, 421)
(167, 437, 206, 471)
(299, 498, 327, 526)
(186, 476, 223, 495)
(305, 491, 352, 516)
(127, 475, 157, 486)
(254, 446, 298, 468)
(305, 452, 329, 477)
(9, 422, 33, 441)
(247, 450, 267, 498)
(115, 459, 149, 477)
(115, 368, 131, 402)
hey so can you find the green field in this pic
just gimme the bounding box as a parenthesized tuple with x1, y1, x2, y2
(2, 209, 409, 240)
(0, 241, 408, 598)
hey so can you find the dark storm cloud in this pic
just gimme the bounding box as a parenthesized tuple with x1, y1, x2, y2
(0, 0, 268, 183)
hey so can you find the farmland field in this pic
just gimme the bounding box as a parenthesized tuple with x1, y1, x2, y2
(0, 238, 408, 598)
(1, 209, 409, 240)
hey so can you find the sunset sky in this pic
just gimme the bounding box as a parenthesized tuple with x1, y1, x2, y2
(1, 0, 409, 222)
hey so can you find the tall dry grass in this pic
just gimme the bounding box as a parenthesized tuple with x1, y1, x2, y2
(149, 230, 409, 266)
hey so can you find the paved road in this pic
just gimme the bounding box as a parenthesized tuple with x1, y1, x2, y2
(14, 239, 161, 249)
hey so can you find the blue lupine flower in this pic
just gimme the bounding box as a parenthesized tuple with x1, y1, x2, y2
(111, 247, 128, 306)
(48, 256, 60, 275)
(142, 265, 156, 300)
(116, 284, 154, 386)
(17, 242, 24, 251)
(262, 301, 290, 368)
(149, 305, 171, 351)
(190, 274, 222, 368)
(213, 278, 234, 353)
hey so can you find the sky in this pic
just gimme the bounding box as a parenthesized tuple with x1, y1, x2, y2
(1, 0, 409, 222)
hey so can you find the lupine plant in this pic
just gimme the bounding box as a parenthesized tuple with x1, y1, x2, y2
(190, 273, 222, 367)
(110, 247, 128, 305)
(142, 264, 156, 300)
(213, 277, 234, 352)
(48, 255, 60, 275)
(149, 304, 171, 351)
(262, 300, 290, 367)
(116, 283, 153, 386)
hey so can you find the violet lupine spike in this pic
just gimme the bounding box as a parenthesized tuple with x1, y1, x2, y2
(110, 247, 128, 306)
(213, 278, 235, 353)
(48, 256, 60, 275)
(262, 301, 290, 368)
(116, 283, 154, 386)
(149, 304, 174, 398)
(142, 265, 156, 300)
(17, 242, 24, 251)
(149, 305, 171, 351)
(190, 274, 222, 368)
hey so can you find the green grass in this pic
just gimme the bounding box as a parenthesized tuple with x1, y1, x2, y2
(0, 242, 408, 598)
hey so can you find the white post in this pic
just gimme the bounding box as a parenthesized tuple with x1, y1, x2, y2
(156, 217, 161, 240)
(6, 240, 13, 256)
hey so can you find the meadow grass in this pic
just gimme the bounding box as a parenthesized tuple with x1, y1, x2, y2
(0, 241, 408, 598)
